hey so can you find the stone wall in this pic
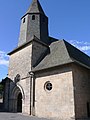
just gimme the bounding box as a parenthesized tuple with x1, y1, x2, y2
(27, 14, 40, 42)
(72, 64, 90, 119)
(8, 44, 32, 114)
(18, 13, 49, 46)
(32, 40, 49, 67)
(35, 65, 75, 120)
(8, 40, 48, 114)
(8, 44, 32, 80)
(4, 80, 10, 111)
(18, 77, 30, 114)
(18, 15, 28, 46)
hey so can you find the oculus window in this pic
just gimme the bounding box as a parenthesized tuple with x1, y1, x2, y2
(44, 81, 52, 91)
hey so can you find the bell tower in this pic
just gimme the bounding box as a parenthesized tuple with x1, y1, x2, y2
(18, 0, 49, 46)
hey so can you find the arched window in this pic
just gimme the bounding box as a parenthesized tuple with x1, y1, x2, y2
(32, 15, 35, 20)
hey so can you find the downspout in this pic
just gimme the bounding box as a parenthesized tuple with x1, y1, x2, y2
(29, 72, 35, 116)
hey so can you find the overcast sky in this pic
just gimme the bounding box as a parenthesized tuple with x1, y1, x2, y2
(0, 0, 90, 80)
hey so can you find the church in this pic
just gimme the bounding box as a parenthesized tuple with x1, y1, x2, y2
(3, 0, 90, 120)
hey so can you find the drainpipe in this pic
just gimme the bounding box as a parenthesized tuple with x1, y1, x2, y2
(29, 72, 35, 116)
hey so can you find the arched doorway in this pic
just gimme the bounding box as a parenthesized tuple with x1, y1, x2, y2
(10, 85, 25, 113)
(17, 92, 22, 112)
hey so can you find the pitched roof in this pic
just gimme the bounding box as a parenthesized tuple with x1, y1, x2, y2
(8, 36, 49, 55)
(64, 40, 90, 69)
(32, 40, 90, 71)
(26, 0, 45, 15)
(8, 36, 57, 55)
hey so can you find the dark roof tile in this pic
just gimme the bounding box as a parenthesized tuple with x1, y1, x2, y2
(26, 0, 45, 15)
(33, 40, 90, 71)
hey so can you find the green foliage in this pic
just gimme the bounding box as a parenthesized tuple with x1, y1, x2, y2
(0, 84, 3, 99)
(0, 84, 3, 92)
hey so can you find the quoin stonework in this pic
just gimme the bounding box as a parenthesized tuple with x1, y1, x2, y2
(2, 0, 90, 120)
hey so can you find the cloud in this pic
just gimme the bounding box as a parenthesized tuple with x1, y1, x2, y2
(0, 51, 9, 66)
(69, 40, 90, 55)
(79, 46, 90, 51)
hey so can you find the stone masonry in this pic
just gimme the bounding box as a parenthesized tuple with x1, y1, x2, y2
(3, 0, 90, 120)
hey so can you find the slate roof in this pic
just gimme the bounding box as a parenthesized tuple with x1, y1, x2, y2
(26, 0, 45, 15)
(8, 36, 57, 55)
(8, 36, 49, 55)
(33, 40, 90, 71)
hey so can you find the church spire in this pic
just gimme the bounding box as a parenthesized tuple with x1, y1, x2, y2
(26, 0, 45, 15)
(18, 0, 49, 46)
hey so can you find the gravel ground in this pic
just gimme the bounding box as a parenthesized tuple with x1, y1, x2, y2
(0, 113, 90, 120)
(0, 113, 51, 120)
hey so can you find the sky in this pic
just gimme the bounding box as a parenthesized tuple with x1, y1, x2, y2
(0, 0, 90, 80)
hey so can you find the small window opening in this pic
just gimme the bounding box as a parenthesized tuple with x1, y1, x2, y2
(32, 15, 35, 20)
(44, 81, 52, 91)
(23, 18, 25, 23)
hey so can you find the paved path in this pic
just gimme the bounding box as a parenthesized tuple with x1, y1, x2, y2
(1, 113, 90, 120)
(0, 113, 51, 120)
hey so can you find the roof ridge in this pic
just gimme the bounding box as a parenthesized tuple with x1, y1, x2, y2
(61, 40, 72, 60)
(64, 40, 90, 59)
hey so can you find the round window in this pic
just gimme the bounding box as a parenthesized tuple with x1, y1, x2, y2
(44, 81, 52, 91)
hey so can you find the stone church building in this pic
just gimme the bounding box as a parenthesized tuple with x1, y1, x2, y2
(3, 0, 90, 120)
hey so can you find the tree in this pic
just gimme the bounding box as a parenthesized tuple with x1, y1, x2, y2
(0, 83, 4, 99)
(0, 84, 3, 92)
